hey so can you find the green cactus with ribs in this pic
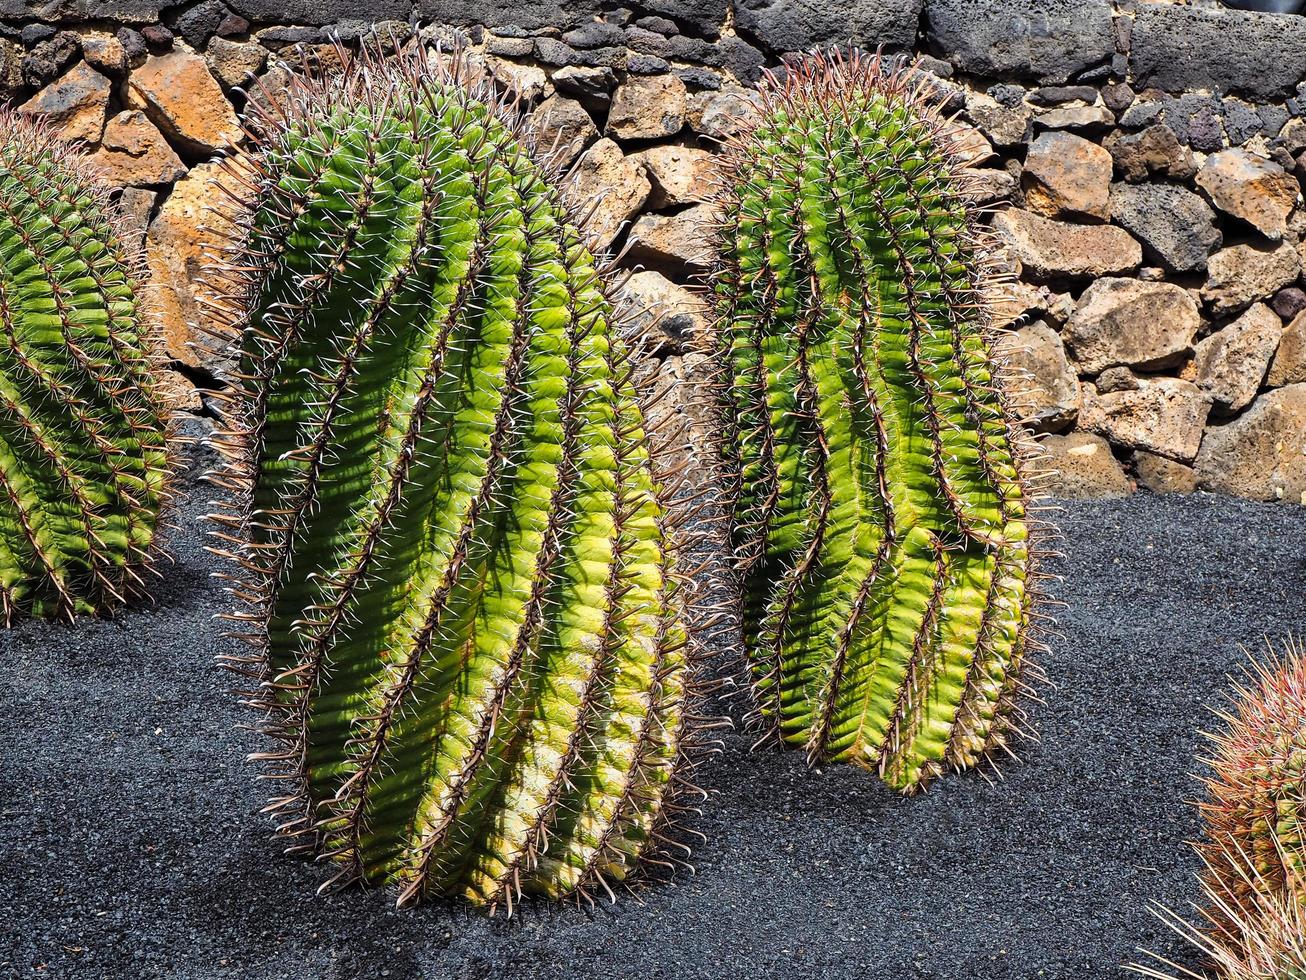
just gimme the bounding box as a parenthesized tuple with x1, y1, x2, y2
(0, 107, 171, 623)
(207, 47, 702, 910)
(710, 52, 1042, 793)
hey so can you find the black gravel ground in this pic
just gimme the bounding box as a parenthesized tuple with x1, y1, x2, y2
(2, 440, 1304, 980)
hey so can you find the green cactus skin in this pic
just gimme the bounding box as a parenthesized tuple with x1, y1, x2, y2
(206, 47, 703, 911)
(0, 108, 171, 623)
(710, 52, 1044, 793)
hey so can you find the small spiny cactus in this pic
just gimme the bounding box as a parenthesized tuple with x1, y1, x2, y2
(1132, 640, 1306, 980)
(709, 51, 1045, 793)
(205, 46, 705, 911)
(0, 107, 171, 623)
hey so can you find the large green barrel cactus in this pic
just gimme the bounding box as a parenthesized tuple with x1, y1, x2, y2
(0, 108, 170, 622)
(710, 52, 1041, 793)
(208, 48, 699, 910)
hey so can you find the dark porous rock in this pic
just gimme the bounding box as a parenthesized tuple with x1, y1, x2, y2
(552, 63, 617, 106)
(256, 25, 321, 47)
(140, 23, 173, 51)
(1260, 105, 1291, 143)
(632, 0, 728, 39)
(485, 35, 533, 57)
(229, 0, 414, 28)
(324, 19, 411, 44)
(1109, 183, 1222, 275)
(19, 23, 53, 47)
(626, 52, 668, 75)
(676, 66, 721, 90)
(20, 31, 77, 88)
(1131, 3, 1306, 100)
(534, 36, 577, 66)
(634, 15, 678, 35)
(987, 82, 1025, 108)
(665, 32, 713, 62)
(1271, 287, 1306, 322)
(1028, 84, 1097, 107)
(602, 7, 633, 26)
(116, 27, 147, 67)
(1102, 81, 1134, 113)
(216, 11, 250, 38)
(1223, 98, 1267, 148)
(1104, 125, 1197, 184)
(720, 35, 764, 84)
(562, 20, 625, 49)
(0, 37, 21, 99)
(738, 0, 922, 55)
(626, 25, 673, 56)
(167, 0, 229, 49)
(925, 0, 1114, 84)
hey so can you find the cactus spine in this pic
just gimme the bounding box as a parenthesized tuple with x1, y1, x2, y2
(207, 47, 700, 910)
(710, 52, 1041, 792)
(0, 108, 170, 623)
(1132, 640, 1306, 980)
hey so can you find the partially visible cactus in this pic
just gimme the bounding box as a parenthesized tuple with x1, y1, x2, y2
(206, 46, 703, 911)
(1132, 640, 1306, 979)
(710, 51, 1044, 793)
(0, 108, 171, 623)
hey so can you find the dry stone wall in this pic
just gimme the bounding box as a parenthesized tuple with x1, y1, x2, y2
(3, 0, 1306, 503)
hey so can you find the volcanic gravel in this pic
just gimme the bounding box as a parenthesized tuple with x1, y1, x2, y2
(2, 436, 1303, 980)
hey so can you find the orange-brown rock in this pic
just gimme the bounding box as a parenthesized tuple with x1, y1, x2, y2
(128, 50, 243, 156)
(90, 110, 187, 187)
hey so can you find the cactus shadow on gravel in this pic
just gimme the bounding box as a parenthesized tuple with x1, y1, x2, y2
(0, 440, 1303, 979)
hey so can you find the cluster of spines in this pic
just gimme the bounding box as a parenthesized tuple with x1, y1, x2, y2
(0, 108, 172, 623)
(708, 50, 1050, 793)
(1132, 640, 1306, 980)
(202, 43, 712, 912)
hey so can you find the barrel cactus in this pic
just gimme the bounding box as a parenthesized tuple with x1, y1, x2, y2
(710, 51, 1041, 792)
(1132, 640, 1306, 980)
(207, 47, 701, 911)
(0, 108, 170, 623)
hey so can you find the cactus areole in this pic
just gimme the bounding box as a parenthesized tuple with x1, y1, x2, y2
(208, 47, 700, 910)
(0, 109, 170, 623)
(712, 52, 1043, 793)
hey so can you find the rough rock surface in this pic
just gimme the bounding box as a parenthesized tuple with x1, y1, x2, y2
(606, 73, 686, 140)
(625, 203, 715, 272)
(1134, 451, 1199, 495)
(924, 0, 1115, 84)
(736, 0, 922, 53)
(995, 320, 1079, 433)
(1268, 309, 1306, 387)
(1195, 149, 1299, 241)
(631, 144, 715, 209)
(530, 94, 598, 167)
(566, 138, 650, 250)
(1036, 432, 1131, 497)
(1021, 131, 1111, 222)
(1131, 3, 1306, 100)
(618, 269, 711, 352)
(129, 49, 243, 156)
(1195, 383, 1306, 502)
(1202, 242, 1303, 315)
(143, 161, 241, 369)
(1192, 303, 1282, 413)
(1063, 278, 1202, 375)
(89, 109, 187, 186)
(1108, 183, 1221, 274)
(1104, 125, 1197, 184)
(18, 60, 110, 143)
(1080, 377, 1209, 462)
(992, 209, 1142, 283)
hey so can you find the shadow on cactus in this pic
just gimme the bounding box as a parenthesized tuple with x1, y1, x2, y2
(0, 107, 172, 623)
(1132, 639, 1306, 980)
(708, 51, 1050, 793)
(203, 44, 711, 911)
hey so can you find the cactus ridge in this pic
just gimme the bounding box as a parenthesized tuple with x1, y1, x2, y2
(710, 50, 1047, 793)
(206, 45, 706, 911)
(0, 108, 171, 623)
